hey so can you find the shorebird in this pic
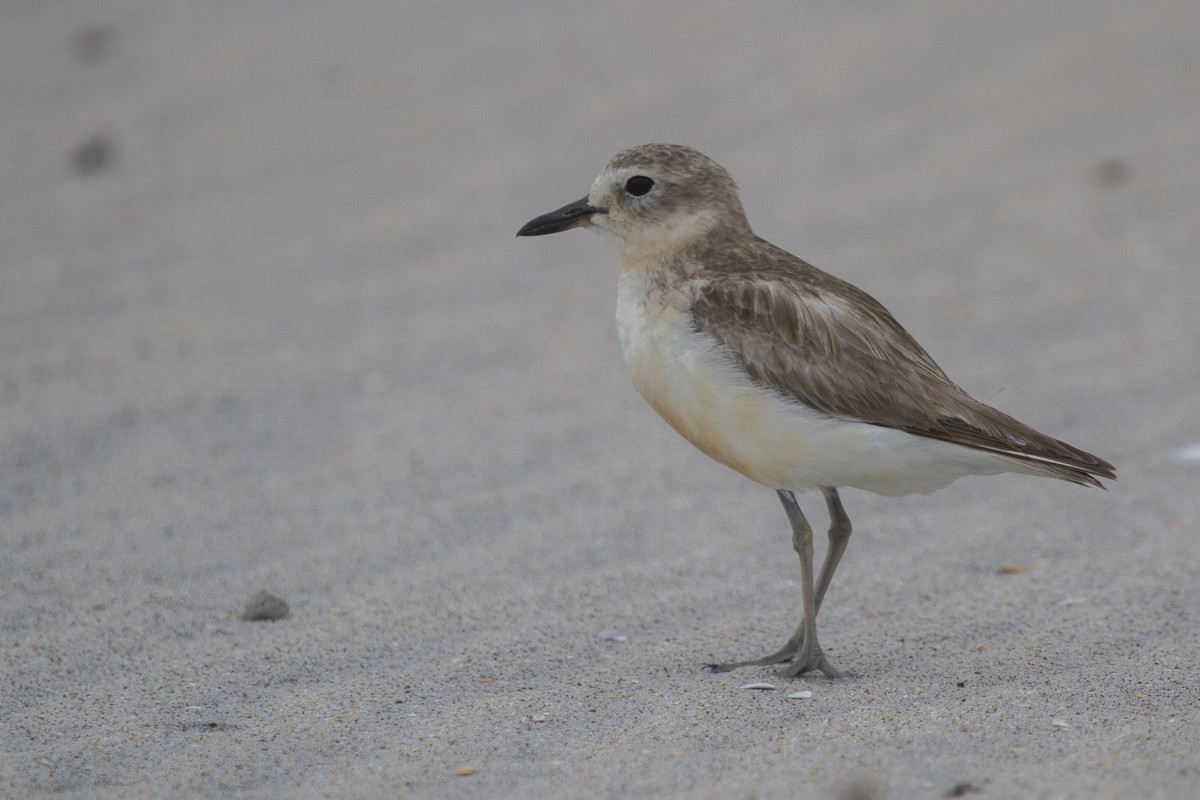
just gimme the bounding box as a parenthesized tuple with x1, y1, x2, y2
(516, 143, 1115, 678)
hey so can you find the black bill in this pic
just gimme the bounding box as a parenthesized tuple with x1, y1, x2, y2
(516, 196, 606, 236)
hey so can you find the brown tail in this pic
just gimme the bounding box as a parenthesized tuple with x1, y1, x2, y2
(904, 405, 1117, 489)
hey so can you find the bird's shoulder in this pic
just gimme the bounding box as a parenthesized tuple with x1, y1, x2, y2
(681, 234, 976, 430)
(684, 235, 953, 384)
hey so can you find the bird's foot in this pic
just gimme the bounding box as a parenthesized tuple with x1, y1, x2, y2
(774, 646, 840, 679)
(704, 637, 801, 674)
(705, 636, 840, 678)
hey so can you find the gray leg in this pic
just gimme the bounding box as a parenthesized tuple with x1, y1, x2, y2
(814, 487, 852, 611)
(706, 487, 850, 677)
(774, 490, 838, 677)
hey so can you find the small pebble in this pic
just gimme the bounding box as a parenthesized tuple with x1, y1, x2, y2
(454, 766, 477, 777)
(240, 590, 289, 621)
(787, 690, 813, 700)
(72, 134, 114, 176)
(998, 563, 1030, 575)
(1051, 717, 1070, 729)
(1093, 157, 1131, 188)
(531, 713, 548, 723)
(598, 628, 628, 642)
(73, 25, 116, 63)
(946, 781, 983, 797)
(739, 682, 776, 691)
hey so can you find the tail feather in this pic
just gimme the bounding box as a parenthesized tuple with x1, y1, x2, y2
(903, 403, 1117, 489)
(967, 441, 1115, 488)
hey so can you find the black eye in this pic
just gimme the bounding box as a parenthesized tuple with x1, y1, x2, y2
(624, 175, 655, 197)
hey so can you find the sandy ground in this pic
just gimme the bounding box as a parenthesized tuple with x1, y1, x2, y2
(2, 2, 1199, 798)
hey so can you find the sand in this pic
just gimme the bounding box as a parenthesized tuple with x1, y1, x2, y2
(2, 2, 1198, 797)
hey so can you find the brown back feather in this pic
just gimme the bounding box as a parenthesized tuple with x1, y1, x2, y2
(686, 236, 1116, 487)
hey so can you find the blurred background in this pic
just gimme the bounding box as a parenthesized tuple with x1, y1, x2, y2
(2, 2, 1197, 797)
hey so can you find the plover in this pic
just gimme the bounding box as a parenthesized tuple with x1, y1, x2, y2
(517, 143, 1115, 678)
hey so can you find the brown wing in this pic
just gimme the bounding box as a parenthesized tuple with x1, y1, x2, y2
(688, 251, 1115, 487)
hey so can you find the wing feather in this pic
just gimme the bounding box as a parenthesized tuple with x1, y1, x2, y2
(687, 245, 1115, 487)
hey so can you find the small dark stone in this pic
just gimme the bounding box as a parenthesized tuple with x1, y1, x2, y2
(240, 590, 289, 621)
(73, 25, 116, 63)
(1094, 157, 1131, 188)
(72, 135, 114, 176)
(945, 781, 982, 797)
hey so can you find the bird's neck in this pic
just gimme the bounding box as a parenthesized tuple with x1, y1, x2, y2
(614, 213, 748, 278)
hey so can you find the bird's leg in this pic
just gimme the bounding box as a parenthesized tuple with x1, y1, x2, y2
(774, 490, 839, 677)
(706, 488, 849, 677)
(814, 487, 852, 612)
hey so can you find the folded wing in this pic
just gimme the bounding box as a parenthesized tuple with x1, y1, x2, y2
(688, 256, 1116, 487)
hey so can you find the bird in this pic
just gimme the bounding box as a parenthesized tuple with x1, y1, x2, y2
(516, 143, 1115, 678)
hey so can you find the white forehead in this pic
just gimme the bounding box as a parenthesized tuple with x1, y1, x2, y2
(591, 165, 632, 195)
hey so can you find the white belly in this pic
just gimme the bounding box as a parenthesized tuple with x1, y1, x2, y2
(615, 273, 1010, 495)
